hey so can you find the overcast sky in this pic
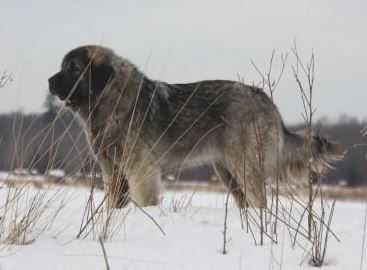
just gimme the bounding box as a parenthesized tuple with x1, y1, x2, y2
(0, 0, 365, 124)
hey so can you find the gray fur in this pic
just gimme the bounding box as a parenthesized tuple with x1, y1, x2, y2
(49, 45, 343, 208)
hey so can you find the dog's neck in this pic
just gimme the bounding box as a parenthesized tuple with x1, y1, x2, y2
(77, 66, 153, 136)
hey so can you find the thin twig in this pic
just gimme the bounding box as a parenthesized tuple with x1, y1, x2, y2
(76, 195, 107, 239)
(222, 190, 230, 254)
(98, 237, 111, 270)
(131, 199, 166, 236)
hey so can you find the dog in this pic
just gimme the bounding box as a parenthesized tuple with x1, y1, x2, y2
(48, 45, 343, 209)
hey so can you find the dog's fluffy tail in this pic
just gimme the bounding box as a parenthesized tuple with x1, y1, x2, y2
(281, 123, 344, 180)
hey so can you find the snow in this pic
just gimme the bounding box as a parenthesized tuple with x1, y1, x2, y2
(0, 186, 366, 270)
(0, 171, 9, 179)
(47, 169, 65, 178)
(0, 170, 46, 182)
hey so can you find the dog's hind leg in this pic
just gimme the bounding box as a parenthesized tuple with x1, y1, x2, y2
(212, 163, 247, 208)
(214, 161, 267, 208)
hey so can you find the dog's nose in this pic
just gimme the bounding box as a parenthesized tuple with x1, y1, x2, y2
(48, 75, 57, 94)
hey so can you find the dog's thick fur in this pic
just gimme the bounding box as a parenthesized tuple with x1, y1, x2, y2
(49, 45, 343, 208)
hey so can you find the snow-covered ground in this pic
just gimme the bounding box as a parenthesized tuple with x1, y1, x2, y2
(0, 185, 366, 270)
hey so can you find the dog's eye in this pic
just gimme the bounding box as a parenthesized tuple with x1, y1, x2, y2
(68, 62, 82, 74)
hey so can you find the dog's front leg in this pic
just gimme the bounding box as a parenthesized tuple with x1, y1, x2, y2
(97, 148, 130, 209)
(127, 166, 162, 207)
(105, 168, 130, 209)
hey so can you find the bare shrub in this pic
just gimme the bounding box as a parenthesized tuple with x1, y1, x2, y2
(245, 45, 342, 268)
(0, 186, 66, 245)
(291, 42, 337, 267)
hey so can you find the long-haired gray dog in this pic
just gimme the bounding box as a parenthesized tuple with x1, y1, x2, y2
(49, 45, 343, 208)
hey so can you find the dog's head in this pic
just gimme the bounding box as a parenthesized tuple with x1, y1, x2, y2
(48, 45, 115, 108)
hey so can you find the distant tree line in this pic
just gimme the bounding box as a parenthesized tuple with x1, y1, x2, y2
(0, 94, 366, 186)
(0, 95, 94, 175)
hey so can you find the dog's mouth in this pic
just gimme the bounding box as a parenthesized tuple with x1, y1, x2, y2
(65, 99, 73, 106)
(51, 92, 76, 107)
(50, 91, 76, 107)
(64, 97, 79, 108)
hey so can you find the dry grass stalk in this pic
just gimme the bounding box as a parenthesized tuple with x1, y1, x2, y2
(0, 71, 12, 88)
(99, 236, 111, 270)
(131, 199, 166, 236)
(168, 192, 195, 213)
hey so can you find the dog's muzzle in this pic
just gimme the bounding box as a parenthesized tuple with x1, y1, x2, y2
(48, 75, 58, 95)
(48, 73, 68, 101)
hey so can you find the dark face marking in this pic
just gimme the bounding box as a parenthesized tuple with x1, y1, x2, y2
(48, 47, 114, 108)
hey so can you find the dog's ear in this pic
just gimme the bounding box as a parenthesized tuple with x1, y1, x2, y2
(92, 63, 115, 92)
